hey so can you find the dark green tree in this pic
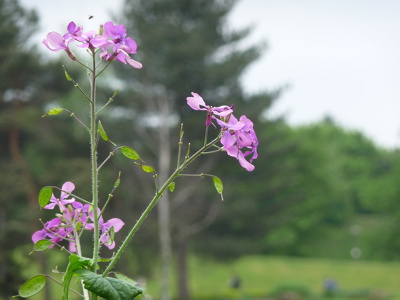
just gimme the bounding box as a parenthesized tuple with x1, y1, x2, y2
(0, 0, 91, 297)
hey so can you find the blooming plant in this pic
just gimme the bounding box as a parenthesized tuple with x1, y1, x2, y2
(18, 21, 258, 300)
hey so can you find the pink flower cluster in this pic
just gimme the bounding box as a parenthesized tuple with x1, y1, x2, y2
(32, 182, 124, 252)
(186, 92, 258, 171)
(42, 21, 142, 69)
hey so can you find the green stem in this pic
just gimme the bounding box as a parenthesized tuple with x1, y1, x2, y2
(89, 51, 100, 300)
(102, 136, 220, 276)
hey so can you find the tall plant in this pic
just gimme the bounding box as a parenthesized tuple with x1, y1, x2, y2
(18, 20, 258, 299)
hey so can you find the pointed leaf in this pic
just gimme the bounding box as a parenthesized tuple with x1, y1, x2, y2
(38, 187, 53, 208)
(141, 165, 154, 173)
(168, 182, 175, 193)
(212, 176, 224, 200)
(42, 107, 64, 117)
(98, 120, 109, 142)
(75, 269, 143, 300)
(121, 147, 140, 160)
(18, 275, 47, 298)
(33, 239, 53, 252)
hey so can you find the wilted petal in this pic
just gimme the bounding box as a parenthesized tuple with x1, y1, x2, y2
(126, 57, 143, 69)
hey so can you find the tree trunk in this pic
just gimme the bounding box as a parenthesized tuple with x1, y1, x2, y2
(157, 96, 172, 300)
(177, 237, 190, 300)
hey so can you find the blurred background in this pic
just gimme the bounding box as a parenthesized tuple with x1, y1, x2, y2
(2, 0, 400, 299)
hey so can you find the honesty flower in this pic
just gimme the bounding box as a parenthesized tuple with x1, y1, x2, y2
(42, 31, 76, 60)
(63, 21, 82, 42)
(85, 208, 125, 250)
(217, 115, 258, 171)
(186, 92, 258, 171)
(75, 30, 108, 49)
(100, 21, 142, 69)
(42, 21, 142, 68)
(44, 181, 76, 211)
(32, 217, 66, 249)
(186, 92, 233, 127)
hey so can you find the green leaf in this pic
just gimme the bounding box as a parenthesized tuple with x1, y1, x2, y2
(121, 146, 140, 160)
(98, 120, 109, 142)
(168, 182, 175, 192)
(212, 176, 224, 200)
(63, 67, 73, 81)
(75, 269, 143, 300)
(33, 239, 53, 252)
(141, 165, 154, 173)
(62, 254, 92, 300)
(18, 275, 47, 298)
(42, 107, 64, 117)
(38, 187, 53, 208)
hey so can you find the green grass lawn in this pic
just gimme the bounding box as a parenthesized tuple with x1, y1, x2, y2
(146, 255, 400, 300)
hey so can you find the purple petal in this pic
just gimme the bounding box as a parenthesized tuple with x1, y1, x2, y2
(32, 230, 47, 243)
(103, 218, 125, 232)
(186, 93, 207, 111)
(42, 32, 67, 51)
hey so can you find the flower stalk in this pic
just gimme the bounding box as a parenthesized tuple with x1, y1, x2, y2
(102, 135, 221, 276)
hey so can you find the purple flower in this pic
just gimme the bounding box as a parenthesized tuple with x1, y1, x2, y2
(85, 208, 125, 250)
(100, 21, 142, 69)
(186, 92, 258, 171)
(63, 21, 83, 42)
(32, 218, 66, 249)
(75, 30, 108, 49)
(42, 32, 76, 60)
(44, 181, 76, 211)
(186, 92, 233, 127)
(43, 21, 142, 68)
(217, 115, 258, 171)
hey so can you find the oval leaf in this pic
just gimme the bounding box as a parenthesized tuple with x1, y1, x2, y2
(33, 239, 53, 252)
(212, 176, 224, 200)
(168, 182, 175, 193)
(18, 275, 47, 298)
(38, 187, 53, 208)
(49, 107, 64, 115)
(75, 269, 143, 300)
(141, 165, 154, 173)
(121, 146, 140, 160)
(98, 121, 109, 142)
(42, 107, 64, 117)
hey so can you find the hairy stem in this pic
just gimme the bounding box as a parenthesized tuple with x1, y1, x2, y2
(89, 50, 100, 300)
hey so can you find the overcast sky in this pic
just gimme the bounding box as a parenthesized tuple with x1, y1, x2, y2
(20, 0, 400, 148)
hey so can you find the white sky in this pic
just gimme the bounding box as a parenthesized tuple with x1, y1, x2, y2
(20, 0, 400, 148)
